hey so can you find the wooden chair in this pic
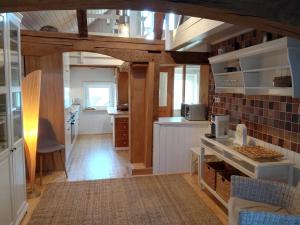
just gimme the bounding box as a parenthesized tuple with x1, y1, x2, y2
(37, 118, 68, 185)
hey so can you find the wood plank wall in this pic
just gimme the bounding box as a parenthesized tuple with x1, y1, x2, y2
(24, 53, 65, 170)
(117, 71, 129, 105)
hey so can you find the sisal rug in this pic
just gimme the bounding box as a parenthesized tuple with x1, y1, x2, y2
(28, 175, 222, 225)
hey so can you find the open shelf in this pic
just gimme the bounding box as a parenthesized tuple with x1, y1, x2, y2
(243, 65, 290, 73)
(209, 37, 300, 97)
(214, 71, 242, 76)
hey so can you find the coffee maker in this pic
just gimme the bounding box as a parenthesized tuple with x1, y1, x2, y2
(210, 114, 229, 138)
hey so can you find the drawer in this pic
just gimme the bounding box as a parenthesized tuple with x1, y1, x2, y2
(115, 131, 128, 140)
(115, 117, 128, 124)
(115, 139, 128, 147)
(115, 122, 128, 131)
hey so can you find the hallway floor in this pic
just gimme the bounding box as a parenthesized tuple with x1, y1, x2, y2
(67, 134, 130, 181)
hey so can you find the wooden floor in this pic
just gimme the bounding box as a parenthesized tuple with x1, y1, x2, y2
(20, 134, 228, 225)
(67, 134, 130, 181)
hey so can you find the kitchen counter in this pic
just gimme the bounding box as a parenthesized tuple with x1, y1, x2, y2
(107, 107, 129, 150)
(107, 107, 128, 117)
(155, 117, 209, 126)
(153, 117, 210, 174)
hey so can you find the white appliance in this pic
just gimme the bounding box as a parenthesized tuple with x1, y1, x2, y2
(211, 114, 229, 138)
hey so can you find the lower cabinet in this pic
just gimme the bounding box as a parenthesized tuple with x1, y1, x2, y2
(113, 117, 129, 149)
(0, 151, 14, 225)
(0, 142, 27, 225)
(153, 120, 210, 174)
(12, 144, 27, 224)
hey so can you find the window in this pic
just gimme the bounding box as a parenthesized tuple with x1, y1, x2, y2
(173, 66, 183, 110)
(185, 65, 200, 104)
(172, 65, 201, 113)
(159, 72, 168, 107)
(84, 82, 115, 110)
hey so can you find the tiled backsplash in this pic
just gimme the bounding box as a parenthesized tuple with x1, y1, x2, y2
(208, 30, 300, 153)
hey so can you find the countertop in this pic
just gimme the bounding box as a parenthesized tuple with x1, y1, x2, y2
(107, 107, 129, 117)
(154, 117, 210, 126)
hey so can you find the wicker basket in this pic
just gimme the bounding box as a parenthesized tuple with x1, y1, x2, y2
(216, 170, 244, 202)
(204, 161, 229, 190)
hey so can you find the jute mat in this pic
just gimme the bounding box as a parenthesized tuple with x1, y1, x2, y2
(28, 174, 222, 225)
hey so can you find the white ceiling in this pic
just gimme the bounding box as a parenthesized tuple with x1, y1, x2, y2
(20, 9, 109, 33)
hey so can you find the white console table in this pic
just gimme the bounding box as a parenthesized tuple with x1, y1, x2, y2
(199, 135, 294, 208)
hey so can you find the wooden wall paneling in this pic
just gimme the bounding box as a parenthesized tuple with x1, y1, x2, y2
(24, 53, 65, 171)
(200, 64, 209, 106)
(144, 62, 160, 168)
(129, 64, 147, 163)
(117, 71, 129, 105)
(5, 0, 300, 39)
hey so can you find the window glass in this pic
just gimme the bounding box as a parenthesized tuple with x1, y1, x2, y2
(173, 67, 183, 110)
(185, 65, 200, 104)
(84, 83, 115, 109)
(159, 72, 168, 107)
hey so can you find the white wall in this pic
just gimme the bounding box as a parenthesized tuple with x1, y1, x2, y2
(70, 67, 115, 134)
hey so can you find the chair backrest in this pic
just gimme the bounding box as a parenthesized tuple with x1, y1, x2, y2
(287, 182, 300, 215)
(37, 118, 59, 148)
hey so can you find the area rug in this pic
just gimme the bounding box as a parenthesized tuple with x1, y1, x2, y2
(28, 175, 222, 225)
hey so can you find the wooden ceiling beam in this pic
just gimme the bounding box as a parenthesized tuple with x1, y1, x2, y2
(21, 30, 166, 62)
(2, 0, 300, 39)
(153, 12, 165, 40)
(167, 51, 209, 65)
(76, 9, 88, 37)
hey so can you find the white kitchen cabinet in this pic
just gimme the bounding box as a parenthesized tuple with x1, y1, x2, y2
(209, 37, 300, 97)
(0, 13, 27, 225)
(153, 117, 210, 174)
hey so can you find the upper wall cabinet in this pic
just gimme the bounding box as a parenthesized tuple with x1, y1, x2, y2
(209, 37, 300, 97)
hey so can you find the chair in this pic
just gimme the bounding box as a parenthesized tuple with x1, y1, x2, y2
(37, 118, 68, 185)
(229, 176, 300, 225)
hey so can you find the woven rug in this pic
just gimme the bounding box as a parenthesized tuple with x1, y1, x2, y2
(28, 175, 222, 225)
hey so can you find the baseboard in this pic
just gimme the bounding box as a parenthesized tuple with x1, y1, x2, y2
(16, 201, 28, 225)
(129, 163, 153, 176)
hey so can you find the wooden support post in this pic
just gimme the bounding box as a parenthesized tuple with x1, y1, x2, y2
(154, 12, 165, 40)
(76, 9, 88, 38)
(200, 64, 209, 106)
(144, 61, 159, 168)
(182, 64, 186, 103)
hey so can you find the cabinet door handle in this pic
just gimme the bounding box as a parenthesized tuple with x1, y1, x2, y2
(10, 148, 16, 152)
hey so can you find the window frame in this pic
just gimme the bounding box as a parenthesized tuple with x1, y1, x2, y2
(83, 82, 115, 110)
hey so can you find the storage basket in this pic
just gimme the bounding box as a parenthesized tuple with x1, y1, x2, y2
(203, 161, 233, 190)
(216, 170, 244, 202)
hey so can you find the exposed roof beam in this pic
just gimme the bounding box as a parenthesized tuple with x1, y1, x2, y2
(76, 9, 88, 37)
(153, 12, 165, 40)
(1, 0, 300, 39)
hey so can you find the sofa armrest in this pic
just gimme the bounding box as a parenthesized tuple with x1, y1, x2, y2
(239, 211, 300, 225)
(231, 176, 292, 207)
